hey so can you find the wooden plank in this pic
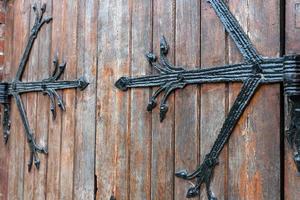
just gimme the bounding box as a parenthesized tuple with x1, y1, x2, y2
(174, 1, 200, 199)
(96, 0, 131, 199)
(200, 1, 227, 199)
(228, 0, 281, 199)
(34, 0, 52, 198)
(73, 0, 97, 199)
(129, 0, 152, 199)
(59, 0, 78, 199)
(0, 1, 13, 199)
(23, 1, 39, 199)
(150, 0, 175, 199)
(285, 0, 300, 199)
(7, 0, 30, 198)
(46, 0, 63, 198)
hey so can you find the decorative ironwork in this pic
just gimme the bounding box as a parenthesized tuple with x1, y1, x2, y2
(1, 4, 88, 171)
(116, 0, 299, 199)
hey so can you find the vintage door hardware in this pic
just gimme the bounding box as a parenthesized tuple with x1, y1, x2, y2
(116, 0, 298, 199)
(1, 4, 88, 171)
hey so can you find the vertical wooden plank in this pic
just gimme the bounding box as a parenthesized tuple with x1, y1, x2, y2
(73, 0, 97, 199)
(0, 1, 13, 199)
(34, 0, 52, 198)
(228, 0, 281, 199)
(151, 0, 175, 199)
(174, 1, 200, 199)
(96, 0, 130, 199)
(7, 0, 29, 198)
(23, 1, 38, 199)
(285, 0, 300, 199)
(130, 0, 152, 199)
(200, 1, 227, 199)
(46, 0, 63, 198)
(59, 0, 77, 199)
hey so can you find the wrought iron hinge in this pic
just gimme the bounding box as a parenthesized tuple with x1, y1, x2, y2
(1, 4, 88, 171)
(116, 0, 299, 199)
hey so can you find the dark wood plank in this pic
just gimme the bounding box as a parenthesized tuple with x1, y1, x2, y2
(200, 1, 227, 199)
(228, 1, 281, 199)
(73, 0, 97, 199)
(151, 0, 175, 199)
(174, 1, 200, 199)
(59, 0, 78, 198)
(285, 1, 300, 199)
(129, 1, 152, 199)
(96, 0, 131, 199)
(7, 0, 30, 198)
(46, 0, 63, 198)
(0, 1, 13, 199)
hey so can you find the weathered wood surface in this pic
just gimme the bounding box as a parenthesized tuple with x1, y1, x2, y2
(285, 1, 300, 199)
(228, 1, 281, 200)
(0, 0, 296, 199)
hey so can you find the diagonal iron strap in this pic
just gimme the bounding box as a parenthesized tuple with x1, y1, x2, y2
(116, 0, 300, 199)
(1, 4, 88, 171)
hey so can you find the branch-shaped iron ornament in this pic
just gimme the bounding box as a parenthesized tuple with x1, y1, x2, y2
(116, 0, 299, 199)
(2, 4, 88, 171)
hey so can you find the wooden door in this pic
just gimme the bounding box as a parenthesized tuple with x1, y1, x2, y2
(0, 0, 299, 199)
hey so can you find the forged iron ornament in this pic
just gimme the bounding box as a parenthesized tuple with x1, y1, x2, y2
(1, 4, 88, 171)
(116, 0, 300, 199)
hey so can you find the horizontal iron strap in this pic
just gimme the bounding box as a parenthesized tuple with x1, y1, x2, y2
(116, 57, 285, 90)
(6, 77, 88, 94)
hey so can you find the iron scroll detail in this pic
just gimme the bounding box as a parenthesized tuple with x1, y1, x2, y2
(116, 0, 300, 199)
(1, 4, 89, 171)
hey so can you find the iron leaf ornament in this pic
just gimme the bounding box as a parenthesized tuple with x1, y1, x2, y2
(116, 0, 300, 199)
(1, 4, 88, 171)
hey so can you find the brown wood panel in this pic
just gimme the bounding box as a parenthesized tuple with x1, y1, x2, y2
(151, 0, 175, 199)
(0, 1, 13, 200)
(200, 1, 227, 199)
(129, 1, 152, 199)
(7, 0, 29, 199)
(59, 0, 78, 199)
(0, 0, 296, 199)
(33, 0, 52, 197)
(285, 0, 300, 199)
(228, 0, 281, 199)
(23, 1, 40, 199)
(96, 0, 131, 199)
(74, 0, 97, 199)
(174, 1, 200, 200)
(46, 0, 63, 198)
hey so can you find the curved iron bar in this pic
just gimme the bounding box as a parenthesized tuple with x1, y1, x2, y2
(1, 3, 89, 171)
(115, 0, 300, 199)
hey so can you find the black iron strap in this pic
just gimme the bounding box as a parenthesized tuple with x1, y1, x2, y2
(116, 0, 300, 199)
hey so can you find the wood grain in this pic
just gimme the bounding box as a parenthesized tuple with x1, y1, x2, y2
(129, 1, 152, 199)
(96, 0, 131, 199)
(34, 0, 52, 198)
(7, 0, 29, 199)
(23, 1, 39, 199)
(151, 0, 175, 199)
(285, 0, 300, 199)
(0, 1, 13, 200)
(74, 0, 97, 199)
(0, 0, 294, 199)
(174, 1, 200, 199)
(46, 0, 63, 198)
(200, 1, 227, 199)
(228, 0, 281, 199)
